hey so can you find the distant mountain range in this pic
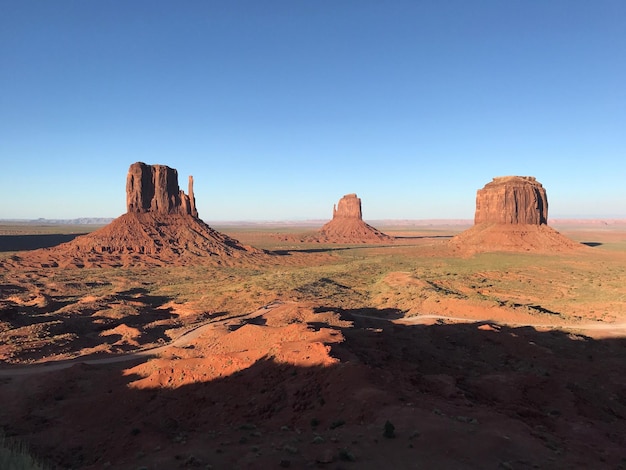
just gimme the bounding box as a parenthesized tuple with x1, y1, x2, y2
(1, 217, 625, 227)
(0, 218, 115, 225)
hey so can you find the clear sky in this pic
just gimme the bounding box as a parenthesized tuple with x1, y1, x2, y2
(1, 1, 625, 221)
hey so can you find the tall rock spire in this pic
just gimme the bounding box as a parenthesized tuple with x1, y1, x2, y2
(10, 161, 265, 267)
(188, 175, 198, 218)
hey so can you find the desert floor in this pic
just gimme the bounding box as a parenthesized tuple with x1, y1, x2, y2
(1, 222, 626, 469)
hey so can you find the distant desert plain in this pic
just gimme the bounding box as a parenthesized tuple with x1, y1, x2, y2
(1, 165, 626, 469)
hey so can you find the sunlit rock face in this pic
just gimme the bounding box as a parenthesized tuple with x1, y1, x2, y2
(332, 193, 363, 220)
(474, 176, 548, 225)
(126, 162, 197, 217)
(316, 193, 391, 243)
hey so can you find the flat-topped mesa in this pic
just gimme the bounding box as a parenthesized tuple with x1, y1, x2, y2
(332, 193, 363, 220)
(126, 162, 198, 217)
(475, 176, 548, 225)
(450, 175, 581, 254)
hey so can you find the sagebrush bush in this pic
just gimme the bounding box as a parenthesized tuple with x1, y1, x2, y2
(0, 434, 45, 470)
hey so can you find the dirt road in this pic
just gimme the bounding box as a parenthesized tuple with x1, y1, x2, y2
(354, 312, 626, 333)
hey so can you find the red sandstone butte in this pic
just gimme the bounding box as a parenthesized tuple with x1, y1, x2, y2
(4, 162, 264, 268)
(126, 162, 198, 217)
(315, 194, 392, 243)
(452, 176, 580, 253)
(475, 176, 548, 225)
(332, 192, 363, 219)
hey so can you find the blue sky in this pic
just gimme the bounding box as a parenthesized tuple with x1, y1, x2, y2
(1, 1, 625, 220)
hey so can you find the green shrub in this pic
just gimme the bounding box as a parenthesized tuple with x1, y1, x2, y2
(0, 434, 45, 470)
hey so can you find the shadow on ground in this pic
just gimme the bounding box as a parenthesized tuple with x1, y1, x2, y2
(272, 246, 354, 255)
(1, 307, 625, 469)
(581, 242, 603, 247)
(0, 234, 88, 252)
(393, 235, 454, 240)
(0, 287, 179, 361)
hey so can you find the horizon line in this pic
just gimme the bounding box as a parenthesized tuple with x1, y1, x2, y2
(3, 217, 626, 226)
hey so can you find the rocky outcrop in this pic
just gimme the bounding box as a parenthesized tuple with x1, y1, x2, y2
(474, 176, 548, 225)
(126, 162, 198, 217)
(7, 162, 265, 267)
(332, 193, 362, 219)
(60, 211, 264, 266)
(315, 194, 392, 243)
(452, 176, 580, 254)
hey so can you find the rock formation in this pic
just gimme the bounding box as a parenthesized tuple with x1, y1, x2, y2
(474, 176, 547, 225)
(313, 194, 392, 243)
(452, 176, 580, 254)
(333, 193, 363, 219)
(126, 162, 198, 217)
(6, 162, 265, 267)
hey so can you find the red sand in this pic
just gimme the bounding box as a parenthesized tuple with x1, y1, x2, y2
(0, 301, 625, 469)
(450, 223, 583, 254)
(1, 212, 267, 268)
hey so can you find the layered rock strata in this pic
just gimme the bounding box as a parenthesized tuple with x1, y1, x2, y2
(332, 193, 363, 219)
(316, 194, 392, 243)
(126, 162, 197, 217)
(4, 162, 264, 267)
(475, 176, 547, 225)
(452, 176, 580, 254)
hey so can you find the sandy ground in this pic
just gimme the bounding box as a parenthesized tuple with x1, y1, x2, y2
(0, 223, 625, 469)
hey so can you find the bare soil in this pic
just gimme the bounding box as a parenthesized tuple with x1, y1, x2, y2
(278, 218, 392, 244)
(1, 222, 626, 469)
(450, 223, 583, 255)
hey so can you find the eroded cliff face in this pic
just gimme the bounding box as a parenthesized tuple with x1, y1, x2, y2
(451, 176, 580, 253)
(126, 162, 197, 217)
(317, 193, 391, 243)
(332, 193, 363, 220)
(474, 176, 548, 225)
(3, 162, 265, 267)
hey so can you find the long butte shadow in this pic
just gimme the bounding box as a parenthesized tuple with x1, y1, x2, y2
(313, 305, 405, 320)
(0, 233, 88, 252)
(581, 241, 603, 247)
(2, 309, 626, 469)
(272, 243, 400, 256)
(272, 246, 353, 255)
(393, 235, 454, 240)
